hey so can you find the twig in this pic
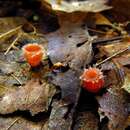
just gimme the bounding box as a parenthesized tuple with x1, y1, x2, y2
(92, 35, 124, 45)
(29, 24, 37, 34)
(4, 34, 21, 55)
(6, 118, 20, 130)
(95, 47, 129, 67)
(11, 73, 22, 85)
(88, 28, 106, 34)
(0, 25, 22, 40)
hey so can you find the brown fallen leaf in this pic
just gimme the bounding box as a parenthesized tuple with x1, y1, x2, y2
(73, 112, 99, 130)
(0, 17, 28, 52)
(0, 50, 31, 86)
(98, 39, 130, 66)
(44, 0, 111, 13)
(122, 68, 130, 93)
(94, 13, 112, 26)
(0, 79, 56, 115)
(0, 116, 44, 130)
(109, 0, 130, 22)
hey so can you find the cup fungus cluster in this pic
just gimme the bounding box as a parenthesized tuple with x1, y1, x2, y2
(23, 44, 104, 93)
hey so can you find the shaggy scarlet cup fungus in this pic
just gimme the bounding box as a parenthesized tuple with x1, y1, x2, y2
(22, 44, 43, 67)
(80, 67, 104, 93)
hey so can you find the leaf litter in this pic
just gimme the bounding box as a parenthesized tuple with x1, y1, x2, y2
(0, 0, 130, 130)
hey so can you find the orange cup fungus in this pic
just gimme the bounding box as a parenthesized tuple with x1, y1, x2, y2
(80, 67, 104, 93)
(22, 44, 44, 67)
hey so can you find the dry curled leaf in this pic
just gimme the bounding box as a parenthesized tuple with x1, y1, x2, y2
(44, 0, 111, 13)
(0, 79, 56, 115)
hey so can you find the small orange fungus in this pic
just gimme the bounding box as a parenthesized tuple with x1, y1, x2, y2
(80, 67, 104, 93)
(22, 44, 44, 67)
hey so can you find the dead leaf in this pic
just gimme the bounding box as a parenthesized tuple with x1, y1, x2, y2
(48, 100, 73, 130)
(73, 112, 99, 130)
(44, 0, 111, 13)
(97, 89, 129, 130)
(98, 39, 130, 66)
(0, 17, 28, 51)
(50, 69, 81, 103)
(122, 68, 130, 93)
(46, 16, 93, 70)
(0, 116, 43, 130)
(0, 79, 56, 115)
(94, 13, 112, 26)
(109, 0, 130, 22)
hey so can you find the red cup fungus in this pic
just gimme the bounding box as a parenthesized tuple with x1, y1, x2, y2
(22, 43, 44, 67)
(80, 67, 104, 93)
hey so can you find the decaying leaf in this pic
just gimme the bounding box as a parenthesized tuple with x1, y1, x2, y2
(46, 17, 93, 70)
(44, 0, 111, 13)
(1, 1, 130, 130)
(109, 0, 130, 21)
(97, 89, 129, 130)
(122, 68, 130, 93)
(0, 79, 56, 115)
(0, 50, 31, 86)
(48, 100, 73, 130)
(94, 13, 112, 26)
(0, 116, 44, 130)
(50, 69, 81, 103)
(96, 42, 130, 129)
(73, 112, 99, 130)
(0, 17, 27, 51)
(98, 39, 130, 67)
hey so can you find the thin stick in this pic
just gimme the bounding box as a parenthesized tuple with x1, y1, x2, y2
(11, 74, 22, 85)
(0, 25, 22, 40)
(88, 28, 106, 34)
(92, 35, 123, 45)
(95, 47, 129, 67)
(6, 118, 20, 130)
(4, 34, 21, 55)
